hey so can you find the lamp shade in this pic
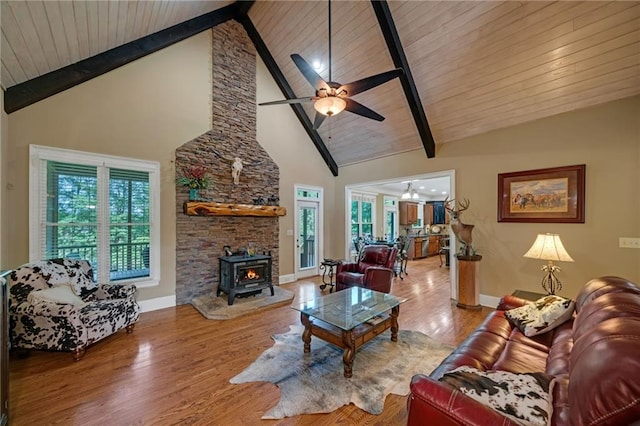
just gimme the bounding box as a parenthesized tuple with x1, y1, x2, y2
(523, 233, 574, 262)
(314, 96, 346, 116)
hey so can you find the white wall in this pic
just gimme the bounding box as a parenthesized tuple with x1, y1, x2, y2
(1, 89, 7, 269)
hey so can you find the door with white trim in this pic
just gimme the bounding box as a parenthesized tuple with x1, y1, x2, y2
(295, 187, 323, 279)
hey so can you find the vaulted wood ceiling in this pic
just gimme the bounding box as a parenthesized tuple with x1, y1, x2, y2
(2, 1, 639, 172)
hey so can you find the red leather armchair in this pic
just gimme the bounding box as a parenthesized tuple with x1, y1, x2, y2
(336, 245, 398, 293)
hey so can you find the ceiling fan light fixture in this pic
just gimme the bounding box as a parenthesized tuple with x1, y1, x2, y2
(314, 96, 346, 116)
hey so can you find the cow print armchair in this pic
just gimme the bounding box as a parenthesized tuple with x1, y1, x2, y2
(8, 258, 140, 360)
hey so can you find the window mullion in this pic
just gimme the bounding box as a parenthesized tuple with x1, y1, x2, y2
(97, 166, 110, 283)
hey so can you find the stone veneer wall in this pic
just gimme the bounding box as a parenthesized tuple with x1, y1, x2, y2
(175, 21, 280, 305)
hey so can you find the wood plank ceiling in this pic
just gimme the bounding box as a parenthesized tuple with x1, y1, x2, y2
(2, 1, 640, 169)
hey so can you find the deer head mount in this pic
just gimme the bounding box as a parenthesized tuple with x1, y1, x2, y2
(444, 197, 476, 256)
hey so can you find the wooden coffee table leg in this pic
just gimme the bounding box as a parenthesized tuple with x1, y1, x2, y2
(341, 329, 355, 378)
(390, 305, 400, 342)
(300, 313, 312, 353)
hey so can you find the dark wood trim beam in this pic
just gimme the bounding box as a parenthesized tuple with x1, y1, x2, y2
(233, 0, 255, 16)
(4, 5, 237, 114)
(235, 13, 339, 176)
(371, 1, 435, 158)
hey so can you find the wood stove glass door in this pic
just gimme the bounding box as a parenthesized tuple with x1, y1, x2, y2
(296, 200, 319, 278)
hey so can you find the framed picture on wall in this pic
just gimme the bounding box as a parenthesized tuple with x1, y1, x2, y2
(497, 164, 586, 223)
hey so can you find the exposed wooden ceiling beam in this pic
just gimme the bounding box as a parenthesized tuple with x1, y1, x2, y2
(371, 0, 435, 158)
(235, 13, 339, 176)
(233, 0, 255, 16)
(3, 5, 238, 114)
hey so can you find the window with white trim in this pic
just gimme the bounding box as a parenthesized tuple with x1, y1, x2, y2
(29, 145, 160, 287)
(350, 192, 376, 239)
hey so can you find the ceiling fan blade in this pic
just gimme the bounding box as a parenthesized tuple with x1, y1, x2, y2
(344, 98, 385, 121)
(313, 112, 327, 130)
(339, 68, 404, 97)
(291, 54, 330, 90)
(258, 97, 315, 106)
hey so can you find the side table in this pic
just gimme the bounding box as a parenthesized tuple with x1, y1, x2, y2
(511, 289, 547, 301)
(319, 259, 340, 292)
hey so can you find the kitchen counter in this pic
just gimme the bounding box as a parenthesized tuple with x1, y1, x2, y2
(405, 234, 449, 259)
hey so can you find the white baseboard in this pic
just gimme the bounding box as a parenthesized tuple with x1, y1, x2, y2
(138, 295, 176, 312)
(279, 274, 296, 284)
(479, 294, 501, 309)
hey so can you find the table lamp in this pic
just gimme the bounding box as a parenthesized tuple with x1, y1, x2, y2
(523, 233, 574, 295)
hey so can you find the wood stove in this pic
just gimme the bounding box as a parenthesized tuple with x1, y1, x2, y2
(217, 254, 274, 305)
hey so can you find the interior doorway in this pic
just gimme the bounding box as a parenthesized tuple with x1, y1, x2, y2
(345, 170, 458, 300)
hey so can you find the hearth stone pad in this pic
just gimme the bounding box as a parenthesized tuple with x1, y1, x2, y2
(191, 286, 294, 320)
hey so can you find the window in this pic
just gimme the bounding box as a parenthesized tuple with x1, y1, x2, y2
(29, 145, 160, 287)
(350, 192, 376, 241)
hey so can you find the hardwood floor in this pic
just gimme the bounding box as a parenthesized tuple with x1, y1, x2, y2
(9, 256, 492, 425)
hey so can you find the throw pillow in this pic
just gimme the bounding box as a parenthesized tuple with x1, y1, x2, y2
(439, 366, 552, 426)
(60, 258, 99, 296)
(506, 295, 575, 337)
(27, 284, 86, 306)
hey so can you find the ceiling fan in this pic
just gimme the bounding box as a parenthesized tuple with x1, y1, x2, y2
(258, 0, 404, 130)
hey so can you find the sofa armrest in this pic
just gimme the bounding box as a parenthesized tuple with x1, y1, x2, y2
(94, 283, 137, 299)
(497, 295, 530, 311)
(11, 300, 83, 321)
(408, 374, 520, 426)
(336, 261, 359, 275)
(362, 267, 394, 293)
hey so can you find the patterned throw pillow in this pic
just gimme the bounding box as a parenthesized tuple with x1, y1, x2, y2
(505, 295, 575, 337)
(439, 366, 552, 426)
(27, 284, 86, 306)
(61, 259, 98, 297)
(42, 258, 98, 297)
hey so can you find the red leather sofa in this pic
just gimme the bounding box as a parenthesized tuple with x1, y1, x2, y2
(407, 276, 640, 425)
(336, 245, 398, 294)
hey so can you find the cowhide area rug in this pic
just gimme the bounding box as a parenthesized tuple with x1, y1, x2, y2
(230, 324, 453, 419)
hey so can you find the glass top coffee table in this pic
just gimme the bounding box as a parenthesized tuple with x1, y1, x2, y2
(291, 287, 406, 378)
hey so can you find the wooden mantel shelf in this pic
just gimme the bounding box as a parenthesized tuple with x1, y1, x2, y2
(184, 201, 286, 217)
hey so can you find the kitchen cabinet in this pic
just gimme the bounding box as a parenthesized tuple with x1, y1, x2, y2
(406, 237, 415, 260)
(406, 236, 427, 260)
(433, 201, 447, 224)
(428, 236, 440, 257)
(423, 203, 434, 226)
(399, 202, 418, 225)
(414, 237, 423, 259)
(425, 201, 449, 225)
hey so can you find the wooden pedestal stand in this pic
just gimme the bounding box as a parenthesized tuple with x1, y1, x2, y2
(456, 254, 482, 310)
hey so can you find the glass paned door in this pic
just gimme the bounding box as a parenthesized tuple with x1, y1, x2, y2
(385, 210, 396, 240)
(296, 200, 318, 278)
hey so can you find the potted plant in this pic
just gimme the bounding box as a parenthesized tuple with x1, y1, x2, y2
(176, 165, 211, 201)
